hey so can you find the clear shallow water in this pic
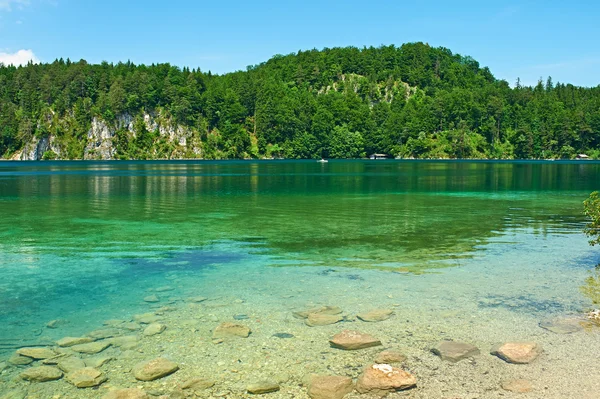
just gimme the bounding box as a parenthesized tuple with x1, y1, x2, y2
(0, 160, 599, 356)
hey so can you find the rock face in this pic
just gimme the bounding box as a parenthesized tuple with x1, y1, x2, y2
(502, 379, 533, 393)
(307, 375, 354, 399)
(329, 330, 382, 350)
(16, 347, 57, 360)
(212, 322, 251, 339)
(375, 350, 406, 364)
(432, 341, 480, 363)
(143, 323, 167, 336)
(102, 388, 149, 399)
(357, 309, 394, 322)
(66, 367, 107, 388)
(356, 364, 417, 395)
(491, 342, 542, 364)
(133, 358, 179, 381)
(71, 341, 111, 354)
(305, 313, 343, 327)
(20, 366, 63, 382)
(293, 306, 343, 319)
(247, 381, 280, 394)
(57, 337, 95, 347)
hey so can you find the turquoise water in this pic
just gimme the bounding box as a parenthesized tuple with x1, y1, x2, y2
(1, 160, 600, 397)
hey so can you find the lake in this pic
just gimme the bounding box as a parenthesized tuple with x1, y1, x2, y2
(1, 160, 599, 398)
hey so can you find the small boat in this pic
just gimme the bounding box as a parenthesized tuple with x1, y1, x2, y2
(317, 159, 328, 163)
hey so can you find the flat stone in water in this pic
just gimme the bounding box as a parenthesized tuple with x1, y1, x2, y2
(101, 388, 149, 399)
(71, 341, 112, 354)
(329, 330, 382, 350)
(57, 357, 87, 373)
(16, 347, 57, 359)
(539, 319, 583, 334)
(293, 306, 342, 319)
(305, 313, 343, 327)
(57, 336, 95, 347)
(247, 381, 280, 394)
(502, 379, 534, 393)
(357, 309, 394, 322)
(233, 314, 250, 320)
(431, 341, 480, 363)
(20, 366, 63, 382)
(144, 295, 160, 303)
(491, 342, 542, 364)
(9, 354, 33, 365)
(66, 367, 107, 388)
(133, 358, 179, 381)
(181, 377, 215, 391)
(273, 333, 295, 339)
(308, 375, 354, 399)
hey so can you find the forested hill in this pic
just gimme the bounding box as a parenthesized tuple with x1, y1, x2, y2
(1, 42, 600, 160)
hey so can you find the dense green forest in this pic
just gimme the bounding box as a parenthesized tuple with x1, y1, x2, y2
(1, 42, 600, 160)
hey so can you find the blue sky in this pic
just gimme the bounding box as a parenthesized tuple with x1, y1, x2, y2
(1, 0, 599, 87)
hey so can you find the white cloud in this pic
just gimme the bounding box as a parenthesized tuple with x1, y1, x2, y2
(0, 49, 39, 66)
(0, 0, 29, 12)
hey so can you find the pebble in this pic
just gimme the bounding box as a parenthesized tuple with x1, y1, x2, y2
(272, 333, 295, 339)
(247, 381, 280, 394)
(212, 322, 251, 339)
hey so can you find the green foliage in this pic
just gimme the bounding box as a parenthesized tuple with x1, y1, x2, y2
(1, 43, 600, 160)
(584, 191, 600, 246)
(41, 150, 58, 160)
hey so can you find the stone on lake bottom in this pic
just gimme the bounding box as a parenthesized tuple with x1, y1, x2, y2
(307, 375, 354, 399)
(247, 380, 280, 394)
(539, 319, 583, 334)
(9, 354, 34, 366)
(375, 350, 406, 364)
(102, 388, 149, 399)
(133, 313, 161, 324)
(88, 328, 122, 340)
(71, 341, 112, 354)
(20, 366, 63, 382)
(57, 357, 86, 373)
(155, 286, 174, 292)
(329, 330, 382, 350)
(143, 295, 160, 303)
(293, 306, 343, 319)
(16, 347, 57, 360)
(46, 319, 69, 329)
(57, 336, 94, 347)
(356, 364, 417, 395)
(187, 296, 208, 303)
(85, 356, 113, 368)
(0, 389, 26, 399)
(502, 379, 533, 393)
(431, 341, 480, 363)
(133, 358, 179, 381)
(357, 309, 394, 322)
(181, 377, 215, 391)
(491, 342, 542, 364)
(110, 335, 139, 349)
(273, 333, 295, 339)
(66, 367, 107, 388)
(143, 323, 167, 336)
(305, 313, 343, 327)
(212, 322, 251, 339)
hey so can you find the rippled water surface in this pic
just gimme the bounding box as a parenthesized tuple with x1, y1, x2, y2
(0, 160, 599, 369)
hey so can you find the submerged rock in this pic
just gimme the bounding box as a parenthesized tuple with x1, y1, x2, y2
(539, 318, 583, 334)
(357, 309, 394, 322)
(46, 319, 69, 329)
(491, 342, 542, 364)
(307, 375, 354, 399)
(57, 336, 95, 347)
(143, 323, 167, 336)
(16, 347, 57, 360)
(247, 380, 280, 394)
(20, 366, 63, 382)
(110, 335, 139, 349)
(57, 357, 87, 373)
(187, 296, 208, 303)
(88, 328, 122, 340)
(305, 313, 343, 327)
(134, 313, 161, 324)
(293, 306, 342, 319)
(133, 358, 179, 381)
(85, 356, 114, 368)
(432, 341, 480, 363)
(143, 295, 160, 303)
(66, 367, 107, 388)
(102, 388, 149, 399)
(356, 364, 417, 395)
(71, 341, 112, 354)
(9, 354, 34, 366)
(273, 333, 295, 339)
(375, 350, 407, 364)
(212, 322, 251, 339)
(329, 330, 382, 350)
(181, 377, 215, 391)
